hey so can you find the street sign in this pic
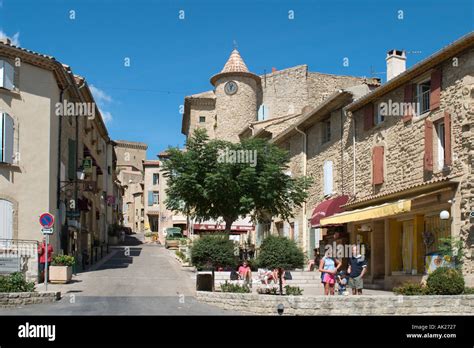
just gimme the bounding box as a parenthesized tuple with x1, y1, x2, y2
(470, 211, 474, 218)
(39, 212, 55, 228)
(41, 228, 54, 235)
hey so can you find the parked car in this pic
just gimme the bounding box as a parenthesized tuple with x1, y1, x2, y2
(165, 227, 183, 249)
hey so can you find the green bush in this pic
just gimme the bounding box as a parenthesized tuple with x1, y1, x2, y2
(220, 281, 251, 293)
(257, 235, 305, 270)
(284, 285, 303, 296)
(463, 287, 474, 294)
(190, 235, 237, 270)
(51, 255, 75, 267)
(393, 282, 429, 296)
(175, 250, 185, 260)
(0, 272, 35, 293)
(426, 267, 465, 295)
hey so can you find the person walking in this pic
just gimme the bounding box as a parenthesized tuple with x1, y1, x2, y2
(318, 250, 341, 295)
(38, 237, 53, 283)
(347, 244, 368, 295)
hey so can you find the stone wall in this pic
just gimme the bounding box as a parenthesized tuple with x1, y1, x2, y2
(0, 291, 60, 308)
(196, 291, 474, 315)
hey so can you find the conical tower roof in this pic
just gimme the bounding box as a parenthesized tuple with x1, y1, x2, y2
(210, 49, 260, 86)
(221, 49, 249, 73)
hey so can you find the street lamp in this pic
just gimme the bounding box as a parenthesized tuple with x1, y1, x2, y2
(439, 210, 450, 220)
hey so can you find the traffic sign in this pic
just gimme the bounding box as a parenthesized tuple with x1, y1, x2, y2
(41, 228, 54, 235)
(39, 213, 55, 228)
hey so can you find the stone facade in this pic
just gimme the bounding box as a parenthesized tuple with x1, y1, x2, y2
(196, 291, 474, 315)
(115, 141, 147, 232)
(0, 291, 61, 308)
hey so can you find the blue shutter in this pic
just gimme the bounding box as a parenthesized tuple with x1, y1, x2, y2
(4, 61, 14, 90)
(148, 191, 153, 206)
(323, 160, 333, 195)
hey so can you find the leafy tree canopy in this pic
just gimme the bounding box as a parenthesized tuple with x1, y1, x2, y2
(162, 128, 311, 231)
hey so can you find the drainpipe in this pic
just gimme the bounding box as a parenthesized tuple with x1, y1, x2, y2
(295, 126, 307, 252)
(350, 111, 357, 196)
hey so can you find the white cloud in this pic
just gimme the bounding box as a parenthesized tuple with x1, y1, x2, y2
(100, 109, 113, 124)
(0, 30, 20, 46)
(90, 85, 112, 104)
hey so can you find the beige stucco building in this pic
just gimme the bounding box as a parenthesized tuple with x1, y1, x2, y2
(0, 38, 117, 279)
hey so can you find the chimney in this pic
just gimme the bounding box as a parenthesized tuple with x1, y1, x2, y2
(0, 37, 11, 45)
(271, 67, 277, 73)
(386, 49, 406, 81)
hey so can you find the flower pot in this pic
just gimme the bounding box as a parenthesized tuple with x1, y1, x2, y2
(49, 265, 73, 284)
(109, 236, 119, 245)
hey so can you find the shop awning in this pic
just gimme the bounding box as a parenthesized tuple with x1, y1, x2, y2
(310, 195, 349, 227)
(319, 199, 412, 226)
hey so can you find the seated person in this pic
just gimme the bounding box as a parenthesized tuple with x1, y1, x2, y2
(258, 268, 276, 286)
(238, 261, 252, 286)
(272, 268, 286, 286)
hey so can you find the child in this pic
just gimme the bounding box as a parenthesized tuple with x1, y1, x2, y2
(336, 271, 348, 295)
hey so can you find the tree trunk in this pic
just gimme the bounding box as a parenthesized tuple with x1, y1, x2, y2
(224, 219, 233, 234)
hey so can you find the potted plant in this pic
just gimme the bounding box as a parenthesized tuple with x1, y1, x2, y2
(108, 224, 121, 245)
(49, 255, 75, 284)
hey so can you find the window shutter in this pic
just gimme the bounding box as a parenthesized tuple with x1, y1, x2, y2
(423, 119, 434, 171)
(323, 160, 333, 195)
(372, 146, 384, 185)
(67, 139, 76, 180)
(148, 191, 153, 206)
(403, 84, 414, 122)
(444, 111, 452, 166)
(364, 103, 374, 131)
(2, 113, 14, 164)
(4, 61, 14, 90)
(430, 69, 441, 111)
(0, 61, 4, 88)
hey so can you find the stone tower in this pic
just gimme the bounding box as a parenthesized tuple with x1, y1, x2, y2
(210, 49, 260, 142)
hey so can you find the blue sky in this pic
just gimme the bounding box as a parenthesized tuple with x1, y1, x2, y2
(1, 0, 472, 159)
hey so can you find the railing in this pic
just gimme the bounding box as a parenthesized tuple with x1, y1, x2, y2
(0, 239, 39, 281)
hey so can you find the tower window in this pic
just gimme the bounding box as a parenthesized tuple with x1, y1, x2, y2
(199, 116, 206, 123)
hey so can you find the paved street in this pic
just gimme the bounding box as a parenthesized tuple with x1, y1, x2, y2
(0, 234, 241, 315)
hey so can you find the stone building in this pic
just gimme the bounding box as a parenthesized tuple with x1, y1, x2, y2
(181, 48, 378, 240)
(271, 32, 474, 288)
(114, 140, 148, 232)
(0, 38, 116, 278)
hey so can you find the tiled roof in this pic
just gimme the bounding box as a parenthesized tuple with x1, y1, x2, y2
(221, 49, 249, 73)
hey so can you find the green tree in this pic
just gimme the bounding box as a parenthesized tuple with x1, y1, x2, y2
(162, 128, 311, 232)
(257, 235, 305, 295)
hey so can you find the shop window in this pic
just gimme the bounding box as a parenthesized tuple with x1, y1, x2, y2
(424, 215, 450, 254)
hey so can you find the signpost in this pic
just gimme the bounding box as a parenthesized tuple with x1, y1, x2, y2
(39, 213, 55, 291)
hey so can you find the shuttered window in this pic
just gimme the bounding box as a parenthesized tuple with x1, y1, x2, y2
(424, 119, 434, 172)
(372, 146, 384, 185)
(0, 113, 14, 164)
(430, 69, 441, 111)
(363, 103, 375, 131)
(67, 139, 77, 180)
(0, 59, 14, 90)
(148, 191, 154, 206)
(403, 84, 414, 122)
(0, 199, 13, 241)
(443, 111, 452, 166)
(323, 160, 333, 196)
